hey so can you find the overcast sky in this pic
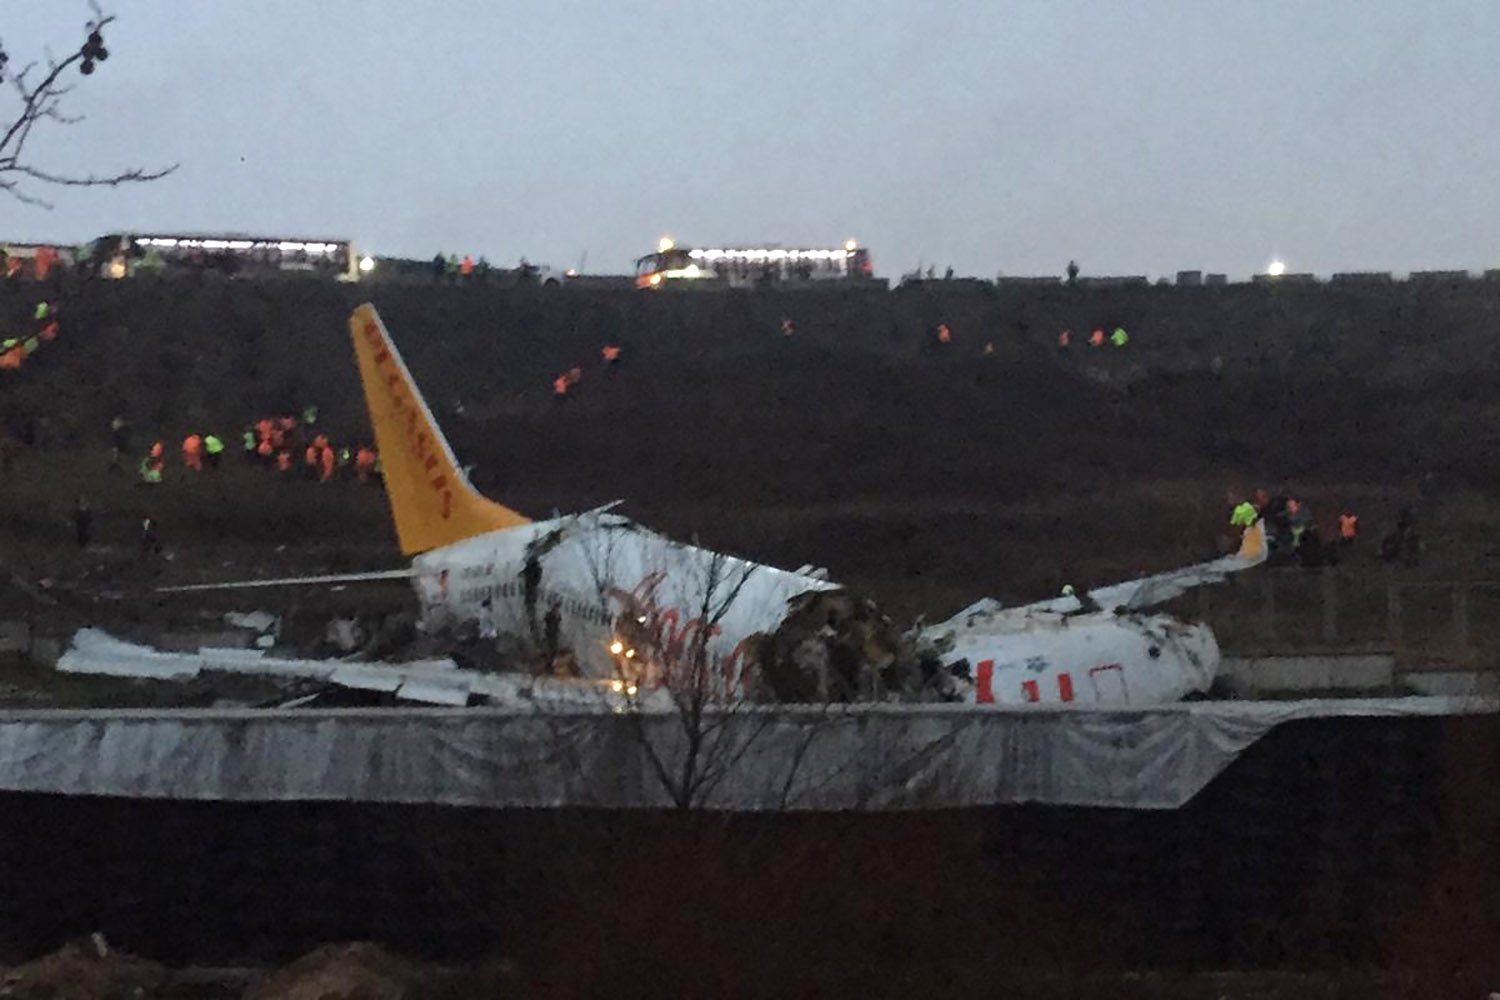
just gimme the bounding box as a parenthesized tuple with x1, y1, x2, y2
(7, 1, 1500, 278)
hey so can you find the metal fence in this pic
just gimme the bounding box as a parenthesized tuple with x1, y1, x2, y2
(1170, 571, 1500, 669)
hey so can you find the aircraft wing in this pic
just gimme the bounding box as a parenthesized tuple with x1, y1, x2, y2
(1024, 519, 1267, 616)
(157, 569, 418, 593)
(935, 520, 1268, 632)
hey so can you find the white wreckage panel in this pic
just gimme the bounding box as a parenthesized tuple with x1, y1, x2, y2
(56, 628, 646, 710)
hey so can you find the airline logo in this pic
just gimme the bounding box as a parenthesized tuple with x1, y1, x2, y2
(361, 317, 454, 520)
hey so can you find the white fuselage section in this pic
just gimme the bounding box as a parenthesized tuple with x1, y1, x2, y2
(924, 608, 1219, 706)
(407, 511, 1221, 707)
(411, 511, 837, 684)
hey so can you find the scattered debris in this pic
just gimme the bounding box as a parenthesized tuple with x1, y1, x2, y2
(241, 942, 518, 1000)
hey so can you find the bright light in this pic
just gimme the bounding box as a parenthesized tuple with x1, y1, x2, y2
(609, 640, 624, 655)
(610, 679, 624, 693)
(626, 684, 638, 696)
(658, 236, 675, 253)
(844, 239, 857, 252)
(648, 273, 662, 286)
(624, 648, 636, 659)
(684, 264, 700, 277)
(565, 267, 578, 277)
(358, 255, 375, 273)
(1267, 259, 1287, 277)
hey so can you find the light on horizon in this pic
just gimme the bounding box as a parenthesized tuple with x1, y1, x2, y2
(658, 235, 675, 253)
(1267, 259, 1287, 277)
(844, 239, 857, 252)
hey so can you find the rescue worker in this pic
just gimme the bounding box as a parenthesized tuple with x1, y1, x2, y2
(1058, 330, 1071, 352)
(37, 319, 59, 342)
(1089, 329, 1105, 348)
(445, 254, 460, 282)
(1230, 499, 1259, 529)
(140, 514, 161, 556)
(781, 317, 795, 337)
(312, 432, 330, 453)
(73, 496, 93, 550)
(110, 416, 130, 465)
(319, 444, 336, 483)
(567, 366, 582, 385)
(543, 597, 562, 668)
(302, 404, 319, 426)
(149, 440, 164, 462)
(432, 253, 446, 283)
(460, 255, 474, 279)
(553, 374, 570, 400)
(338, 446, 352, 471)
(1111, 326, 1129, 348)
(0, 343, 21, 370)
(182, 433, 203, 472)
(1339, 511, 1359, 549)
(242, 427, 258, 461)
(355, 447, 376, 483)
(138, 453, 163, 485)
(602, 344, 622, 367)
(202, 433, 224, 469)
(303, 443, 321, 480)
(33, 302, 49, 322)
(276, 450, 294, 475)
(936, 323, 952, 345)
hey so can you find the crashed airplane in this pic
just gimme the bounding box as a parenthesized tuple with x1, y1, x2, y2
(161, 304, 1266, 707)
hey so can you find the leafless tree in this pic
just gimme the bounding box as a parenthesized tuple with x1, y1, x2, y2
(1, 2, 175, 207)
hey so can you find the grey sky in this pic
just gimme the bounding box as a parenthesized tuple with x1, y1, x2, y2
(8, 0, 1500, 278)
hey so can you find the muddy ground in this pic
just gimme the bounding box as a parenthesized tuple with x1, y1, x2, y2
(4, 274, 1500, 636)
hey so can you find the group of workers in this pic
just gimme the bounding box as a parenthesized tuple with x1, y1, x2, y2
(133, 405, 379, 486)
(552, 343, 623, 399)
(1059, 327, 1130, 350)
(432, 253, 489, 283)
(1229, 489, 1362, 567)
(0, 302, 62, 371)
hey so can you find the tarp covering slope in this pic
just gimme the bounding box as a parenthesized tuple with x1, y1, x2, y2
(0, 697, 1486, 811)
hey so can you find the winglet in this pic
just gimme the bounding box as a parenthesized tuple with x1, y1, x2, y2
(349, 304, 530, 554)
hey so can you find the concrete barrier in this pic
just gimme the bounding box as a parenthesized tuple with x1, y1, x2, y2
(1400, 672, 1500, 699)
(1219, 654, 1396, 696)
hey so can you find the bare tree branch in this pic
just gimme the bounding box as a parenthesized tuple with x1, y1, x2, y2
(0, 6, 177, 206)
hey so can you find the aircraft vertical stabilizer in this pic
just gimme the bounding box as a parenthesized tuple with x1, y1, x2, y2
(349, 303, 530, 554)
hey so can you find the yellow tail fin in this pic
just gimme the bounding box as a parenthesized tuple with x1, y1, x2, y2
(349, 304, 530, 554)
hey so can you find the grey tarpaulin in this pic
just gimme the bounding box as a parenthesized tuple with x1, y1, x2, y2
(0, 697, 1487, 811)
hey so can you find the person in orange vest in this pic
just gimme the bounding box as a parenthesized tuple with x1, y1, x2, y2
(1058, 330, 1071, 352)
(936, 323, 952, 345)
(460, 255, 475, 279)
(553, 374, 570, 400)
(276, 450, 294, 475)
(149, 440, 164, 461)
(312, 432, 330, 452)
(319, 444, 336, 482)
(1089, 328, 1105, 348)
(33, 246, 56, 281)
(355, 446, 377, 483)
(1339, 511, 1359, 549)
(257, 437, 274, 461)
(182, 433, 203, 472)
(601, 344, 622, 367)
(303, 443, 320, 480)
(0, 344, 21, 370)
